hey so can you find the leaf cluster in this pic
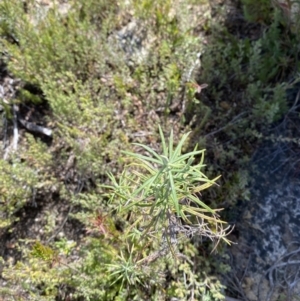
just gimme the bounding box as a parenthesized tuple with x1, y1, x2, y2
(107, 126, 227, 244)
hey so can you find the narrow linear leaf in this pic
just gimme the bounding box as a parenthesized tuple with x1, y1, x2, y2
(191, 180, 218, 193)
(123, 149, 162, 165)
(168, 170, 180, 216)
(182, 206, 223, 223)
(168, 128, 174, 158)
(159, 125, 168, 156)
(170, 132, 190, 160)
(188, 194, 215, 213)
(172, 150, 205, 163)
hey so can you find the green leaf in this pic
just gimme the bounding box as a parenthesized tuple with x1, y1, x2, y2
(170, 132, 190, 161)
(168, 128, 174, 158)
(159, 125, 168, 157)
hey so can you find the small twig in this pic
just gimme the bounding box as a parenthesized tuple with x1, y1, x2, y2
(205, 112, 247, 138)
(18, 118, 52, 137)
(225, 297, 244, 301)
(12, 104, 19, 151)
(3, 104, 19, 160)
(272, 88, 300, 132)
(58, 259, 89, 280)
(2, 109, 8, 149)
(223, 249, 252, 301)
(262, 246, 300, 301)
(46, 205, 74, 244)
(176, 252, 194, 265)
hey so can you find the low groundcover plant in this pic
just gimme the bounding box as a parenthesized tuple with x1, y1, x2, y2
(106, 126, 231, 261)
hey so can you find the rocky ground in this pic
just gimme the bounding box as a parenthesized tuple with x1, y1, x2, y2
(226, 95, 300, 301)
